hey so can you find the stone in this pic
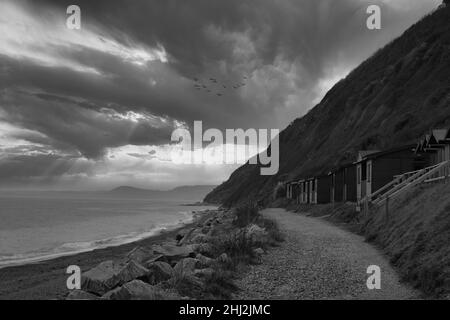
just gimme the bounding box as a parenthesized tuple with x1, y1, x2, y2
(102, 280, 164, 300)
(193, 268, 215, 278)
(193, 243, 214, 256)
(116, 260, 149, 284)
(175, 229, 189, 242)
(126, 246, 154, 264)
(81, 260, 151, 295)
(66, 290, 101, 300)
(81, 260, 121, 295)
(146, 261, 174, 285)
(151, 244, 195, 264)
(173, 258, 201, 276)
(178, 228, 196, 246)
(196, 253, 214, 267)
(201, 225, 211, 234)
(190, 233, 209, 244)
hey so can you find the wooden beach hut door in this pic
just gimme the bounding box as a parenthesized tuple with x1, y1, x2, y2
(366, 160, 373, 196)
(357, 164, 362, 201)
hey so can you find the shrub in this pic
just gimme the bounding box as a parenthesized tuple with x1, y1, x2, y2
(233, 203, 259, 227)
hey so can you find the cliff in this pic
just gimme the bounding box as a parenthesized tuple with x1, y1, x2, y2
(205, 5, 450, 206)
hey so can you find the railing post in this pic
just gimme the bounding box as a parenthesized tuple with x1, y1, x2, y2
(385, 197, 389, 224)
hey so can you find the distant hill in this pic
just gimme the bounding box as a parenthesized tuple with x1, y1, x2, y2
(110, 185, 217, 202)
(205, 4, 450, 207)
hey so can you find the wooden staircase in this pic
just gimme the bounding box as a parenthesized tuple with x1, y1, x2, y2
(360, 160, 450, 215)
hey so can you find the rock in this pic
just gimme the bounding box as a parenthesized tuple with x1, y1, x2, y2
(152, 244, 195, 264)
(217, 253, 231, 265)
(102, 280, 164, 300)
(194, 268, 215, 278)
(126, 246, 154, 264)
(66, 290, 101, 300)
(201, 225, 211, 234)
(178, 228, 196, 246)
(146, 261, 174, 285)
(175, 229, 189, 242)
(193, 243, 214, 256)
(81, 260, 150, 295)
(190, 233, 209, 244)
(81, 260, 121, 295)
(173, 258, 202, 276)
(196, 254, 214, 267)
(117, 260, 149, 284)
(246, 224, 268, 243)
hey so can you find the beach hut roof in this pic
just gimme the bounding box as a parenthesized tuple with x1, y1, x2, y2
(356, 150, 380, 162)
(357, 145, 415, 162)
(431, 129, 449, 142)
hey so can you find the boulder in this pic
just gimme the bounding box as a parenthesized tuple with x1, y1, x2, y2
(173, 258, 201, 276)
(146, 261, 174, 285)
(193, 268, 215, 278)
(117, 260, 149, 284)
(152, 244, 195, 264)
(66, 290, 101, 300)
(190, 233, 209, 244)
(177, 228, 196, 246)
(196, 253, 214, 267)
(126, 246, 154, 264)
(102, 280, 164, 300)
(81, 260, 121, 295)
(193, 243, 214, 256)
(175, 228, 190, 242)
(81, 260, 150, 295)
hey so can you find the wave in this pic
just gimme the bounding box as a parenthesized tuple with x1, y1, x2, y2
(0, 211, 195, 269)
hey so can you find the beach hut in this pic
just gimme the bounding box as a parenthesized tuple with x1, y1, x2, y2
(306, 178, 316, 204)
(329, 168, 345, 203)
(298, 180, 306, 204)
(314, 175, 331, 204)
(420, 128, 450, 177)
(343, 164, 357, 202)
(291, 181, 299, 202)
(285, 182, 290, 199)
(356, 145, 417, 202)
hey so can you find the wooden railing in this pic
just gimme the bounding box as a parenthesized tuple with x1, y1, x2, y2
(367, 161, 449, 206)
(360, 161, 450, 216)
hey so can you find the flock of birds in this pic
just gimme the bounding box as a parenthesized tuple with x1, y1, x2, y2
(191, 76, 248, 96)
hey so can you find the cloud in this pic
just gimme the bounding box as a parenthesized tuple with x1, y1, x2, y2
(0, 0, 440, 189)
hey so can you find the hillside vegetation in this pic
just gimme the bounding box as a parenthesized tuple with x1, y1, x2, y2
(362, 181, 450, 298)
(205, 5, 450, 206)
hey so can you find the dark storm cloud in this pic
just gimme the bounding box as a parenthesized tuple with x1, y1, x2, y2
(0, 0, 440, 188)
(1, 87, 181, 158)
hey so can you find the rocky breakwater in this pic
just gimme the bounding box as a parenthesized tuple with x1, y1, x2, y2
(65, 209, 239, 300)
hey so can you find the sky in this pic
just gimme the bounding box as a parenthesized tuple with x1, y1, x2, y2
(0, 0, 441, 191)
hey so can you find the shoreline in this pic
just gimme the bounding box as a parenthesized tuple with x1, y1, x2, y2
(0, 209, 216, 300)
(0, 209, 203, 270)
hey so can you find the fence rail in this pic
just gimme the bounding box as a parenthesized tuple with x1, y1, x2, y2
(360, 160, 450, 216)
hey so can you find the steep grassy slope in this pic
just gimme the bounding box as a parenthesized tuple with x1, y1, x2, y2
(363, 181, 450, 298)
(205, 5, 450, 206)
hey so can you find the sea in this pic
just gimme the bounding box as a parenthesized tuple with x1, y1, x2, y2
(0, 191, 216, 268)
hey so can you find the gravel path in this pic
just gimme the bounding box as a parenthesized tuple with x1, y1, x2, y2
(234, 208, 419, 300)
